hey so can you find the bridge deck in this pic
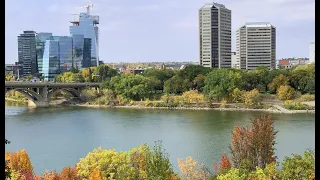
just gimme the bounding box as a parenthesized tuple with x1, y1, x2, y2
(5, 82, 101, 88)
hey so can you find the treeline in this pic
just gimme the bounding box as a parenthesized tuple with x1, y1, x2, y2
(5, 115, 315, 180)
(54, 63, 315, 109)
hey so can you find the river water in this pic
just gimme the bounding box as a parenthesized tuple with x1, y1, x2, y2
(5, 102, 315, 174)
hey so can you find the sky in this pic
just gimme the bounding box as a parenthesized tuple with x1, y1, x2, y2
(5, 0, 315, 64)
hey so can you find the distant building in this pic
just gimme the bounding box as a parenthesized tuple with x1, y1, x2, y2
(5, 63, 23, 77)
(42, 40, 60, 81)
(18, 31, 38, 76)
(236, 22, 276, 70)
(70, 5, 100, 66)
(278, 59, 292, 69)
(199, 2, 231, 68)
(231, 52, 239, 69)
(309, 42, 315, 64)
(121, 69, 145, 75)
(278, 58, 309, 69)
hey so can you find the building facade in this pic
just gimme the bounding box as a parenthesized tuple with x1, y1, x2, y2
(199, 2, 231, 68)
(236, 22, 276, 70)
(36, 32, 53, 75)
(42, 40, 60, 81)
(70, 11, 99, 66)
(309, 42, 315, 64)
(5, 63, 23, 77)
(18, 31, 38, 76)
(231, 52, 239, 68)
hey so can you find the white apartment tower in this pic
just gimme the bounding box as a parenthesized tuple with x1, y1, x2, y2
(199, 3, 231, 68)
(236, 22, 276, 70)
(309, 42, 315, 64)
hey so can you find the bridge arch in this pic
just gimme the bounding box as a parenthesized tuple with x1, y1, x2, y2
(47, 88, 81, 100)
(5, 88, 43, 102)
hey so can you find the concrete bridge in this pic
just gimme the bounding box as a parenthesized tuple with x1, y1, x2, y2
(5, 82, 101, 107)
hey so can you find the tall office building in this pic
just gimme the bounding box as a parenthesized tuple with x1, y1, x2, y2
(236, 22, 276, 70)
(42, 40, 60, 81)
(199, 2, 231, 68)
(36, 32, 53, 75)
(70, 3, 99, 66)
(309, 42, 315, 64)
(18, 31, 38, 76)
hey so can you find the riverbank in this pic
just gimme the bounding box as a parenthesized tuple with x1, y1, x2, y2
(73, 103, 315, 114)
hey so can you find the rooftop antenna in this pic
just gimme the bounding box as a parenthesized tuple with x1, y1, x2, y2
(77, 0, 93, 15)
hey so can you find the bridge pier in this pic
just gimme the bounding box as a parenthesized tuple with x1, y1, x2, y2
(28, 100, 50, 108)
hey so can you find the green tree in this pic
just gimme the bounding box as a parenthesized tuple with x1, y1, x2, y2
(164, 75, 190, 94)
(204, 69, 242, 101)
(56, 72, 82, 82)
(143, 68, 175, 91)
(279, 150, 315, 180)
(193, 74, 206, 92)
(92, 64, 118, 82)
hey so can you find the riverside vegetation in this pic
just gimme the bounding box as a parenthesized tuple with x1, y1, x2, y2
(5, 63, 315, 111)
(5, 115, 315, 180)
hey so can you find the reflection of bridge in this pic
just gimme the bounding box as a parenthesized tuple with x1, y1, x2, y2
(5, 82, 101, 107)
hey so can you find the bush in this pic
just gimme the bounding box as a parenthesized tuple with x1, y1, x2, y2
(181, 90, 205, 104)
(243, 89, 261, 108)
(277, 85, 296, 100)
(298, 94, 315, 102)
(283, 100, 310, 110)
(231, 88, 245, 103)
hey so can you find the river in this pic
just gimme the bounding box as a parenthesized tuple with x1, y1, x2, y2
(5, 101, 315, 175)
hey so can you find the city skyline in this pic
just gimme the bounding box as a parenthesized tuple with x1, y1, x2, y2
(5, 0, 315, 64)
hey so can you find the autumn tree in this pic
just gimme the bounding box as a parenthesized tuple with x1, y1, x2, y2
(243, 89, 261, 108)
(277, 85, 296, 100)
(60, 166, 79, 180)
(89, 167, 103, 180)
(219, 154, 232, 172)
(267, 74, 289, 93)
(178, 156, 211, 180)
(230, 115, 277, 171)
(9, 149, 34, 175)
(43, 170, 60, 180)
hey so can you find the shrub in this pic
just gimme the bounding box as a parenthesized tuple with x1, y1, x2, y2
(145, 98, 151, 106)
(181, 90, 205, 104)
(243, 89, 261, 108)
(231, 88, 245, 103)
(283, 100, 310, 110)
(298, 94, 315, 102)
(277, 85, 296, 100)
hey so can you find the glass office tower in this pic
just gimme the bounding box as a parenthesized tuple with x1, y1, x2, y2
(36, 33, 53, 75)
(53, 36, 73, 72)
(42, 40, 60, 81)
(70, 12, 99, 66)
(18, 31, 38, 76)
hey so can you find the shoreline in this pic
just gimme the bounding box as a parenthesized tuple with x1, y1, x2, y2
(73, 103, 315, 114)
(5, 99, 314, 114)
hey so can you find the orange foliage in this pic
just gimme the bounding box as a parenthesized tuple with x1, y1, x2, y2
(43, 170, 60, 180)
(177, 156, 211, 180)
(10, 149, 34, 175)
(89, 167, 103, 180)
(220, 154, 231, 171)
(60, 166, 79, 180)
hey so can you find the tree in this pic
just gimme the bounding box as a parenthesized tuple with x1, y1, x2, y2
(177, 65, 211, 82)
(143, 68, 175, 90)
(181, 90, 205, 104)
(243, 89, 261, 108)
(219, 154, 232, 172)
(204, 69, 242, 101)
(81, 68, 93, 82)
(9, 149, 34, 175)
(43, 170, 60, 180)
(279, 150, 315, 180)
(193, 74, 206, 92)
(277, 85, 296, 100)
(5, 139, 11, 179)
(231, 88, 245, 103)
(164, 75, 189, 94)
(56, 72, 82, 83)
(92, 64, 118, 82)
(177, 156, 211, 180)
(268, 74, 289, 93)
(89, 167, 104, 180)
(146, 141, 177, 179)
(230, 115, 277, 171)
(111, 74, 152, 100)
(60, 166, 79, 180)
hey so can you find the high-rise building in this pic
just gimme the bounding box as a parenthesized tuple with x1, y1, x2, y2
(236, 22, 276, 70)
(36, 32, 53, 75)
(18, 31, 38, 76)
(309, 42, 315, 64)
(42, 40, 60, 81)
(199, 2, 231, 68)
(70, 2, 99, 66)
(52, 36, 73, 72)
(231, 52, 239, 69)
